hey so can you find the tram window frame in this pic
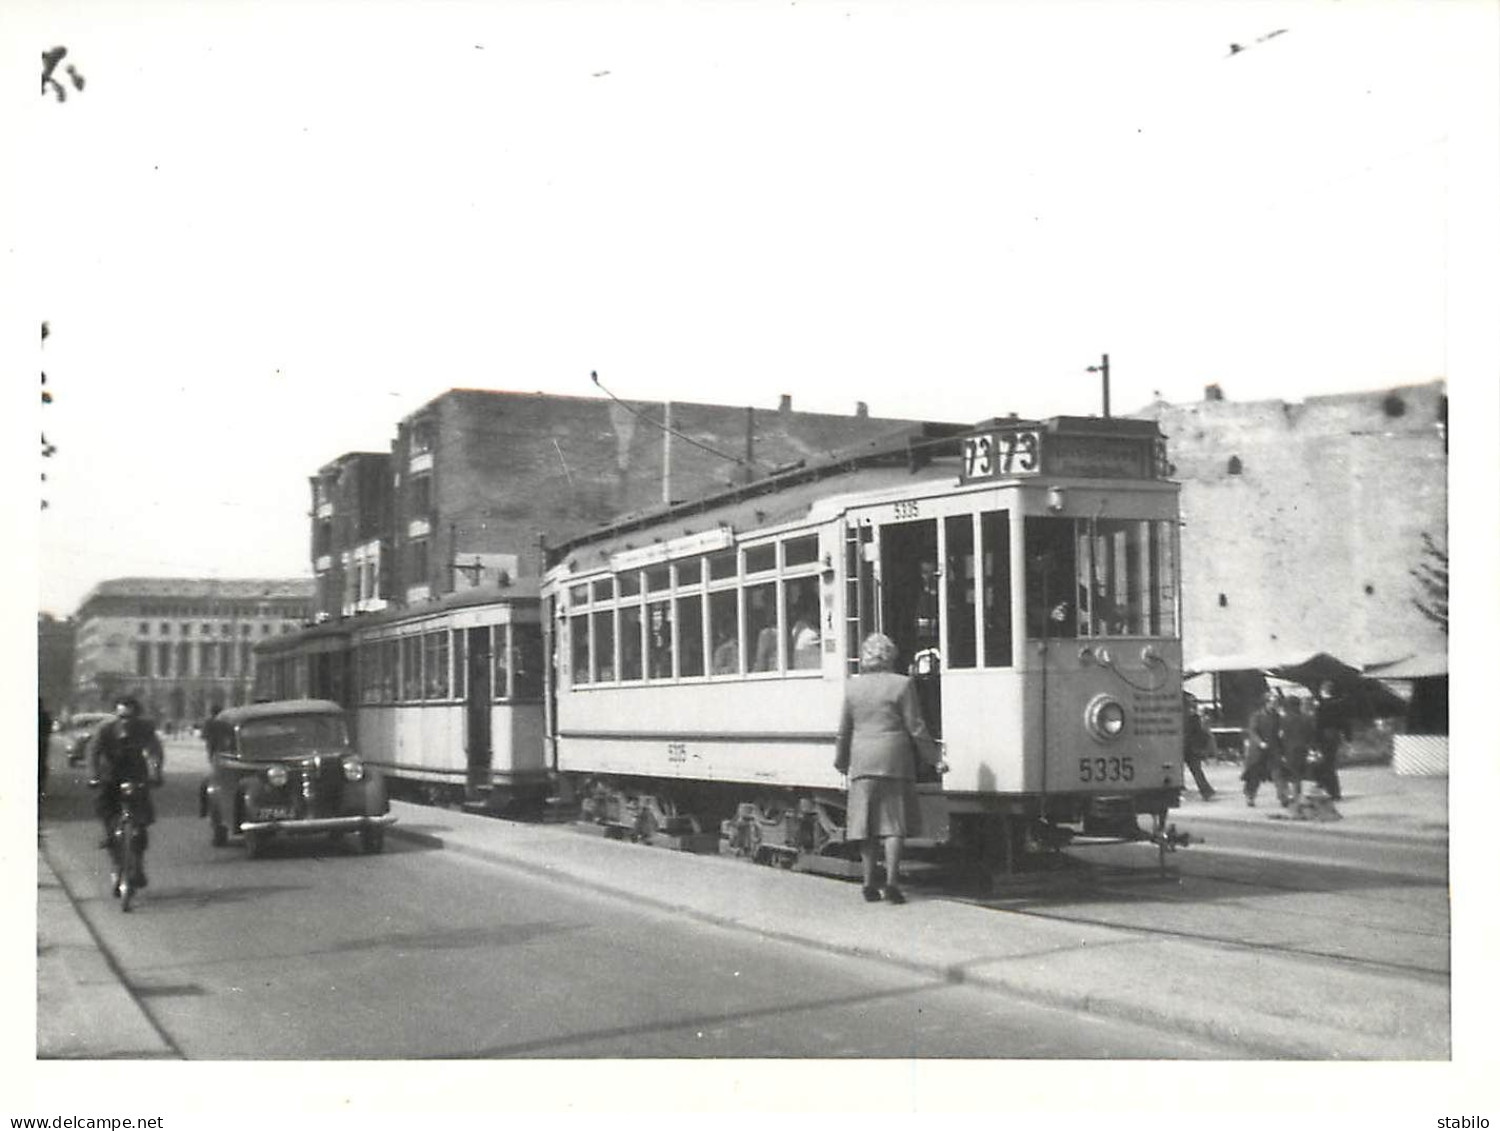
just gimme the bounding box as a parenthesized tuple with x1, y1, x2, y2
(743, 544, 776, 576)
(707, 587, 740, 675)
(423, 630, 449, 700)
(645, 564, 671, 594)
(707, 549, 737, 581)
(745, 580, 780, 673)
(645, 598, 674, 680)
(618, 570, 642, 598)
(492, 623, 511, 699)
(381, 639, 399, 703)
(1023, 516, 1178, 640)
(401, 635, 423, 701)
(512, 622, 544, 699)
(618, 603, 644, 681)
(452, 629, 467, 701)
(944, 514, 978, 669)
(569, 612, 591, 686)
(591, 607, 616, 682)
(979, 510, 1014, 668)
(676, 589, 706, 678)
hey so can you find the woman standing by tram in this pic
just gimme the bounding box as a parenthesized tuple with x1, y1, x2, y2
(834, 633, 948, 904)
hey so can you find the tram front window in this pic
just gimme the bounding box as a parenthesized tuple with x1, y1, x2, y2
(1025, 516, 1178, 639)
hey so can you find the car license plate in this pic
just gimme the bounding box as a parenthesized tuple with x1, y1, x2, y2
(257, 807, 295, 820)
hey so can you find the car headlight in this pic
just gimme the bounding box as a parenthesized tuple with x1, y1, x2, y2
(1085, 694, 1127, 742)
(265, 764, 289, 788)
(342, 757, 365, 783)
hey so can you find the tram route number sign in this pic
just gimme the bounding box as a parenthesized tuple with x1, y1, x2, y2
(962, 429, 1159, 481)
(962, 430, 1041, 480)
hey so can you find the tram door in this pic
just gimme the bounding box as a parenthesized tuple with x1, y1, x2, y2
(465, 627, 492, 795)
(878, 519, 944, 751)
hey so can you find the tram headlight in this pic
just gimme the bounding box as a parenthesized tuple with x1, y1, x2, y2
(1085, 694, 1127, 742)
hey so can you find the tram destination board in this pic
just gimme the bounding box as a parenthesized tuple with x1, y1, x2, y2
(961, 427, 1161, 482)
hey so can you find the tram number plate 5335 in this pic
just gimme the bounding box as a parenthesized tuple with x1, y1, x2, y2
(666, 742, 688, 764)
(1078, 756, 1134, 783)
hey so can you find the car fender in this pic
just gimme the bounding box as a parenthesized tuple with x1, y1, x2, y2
(342, 770, 389, 817)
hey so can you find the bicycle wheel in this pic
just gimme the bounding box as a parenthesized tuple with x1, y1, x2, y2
(118, 818, 138, 912)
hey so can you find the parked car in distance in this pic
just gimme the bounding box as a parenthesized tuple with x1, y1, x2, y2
(199, 699, 395, 858)
(65, 713, 114, 766)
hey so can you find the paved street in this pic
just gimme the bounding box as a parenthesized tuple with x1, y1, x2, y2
(38, 742, 1236, 1059)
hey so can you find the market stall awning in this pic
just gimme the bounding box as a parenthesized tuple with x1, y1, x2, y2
(1364, 652, 1449, 679)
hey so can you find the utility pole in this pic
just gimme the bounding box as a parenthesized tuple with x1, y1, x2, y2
(1087, 354, 1111, 417)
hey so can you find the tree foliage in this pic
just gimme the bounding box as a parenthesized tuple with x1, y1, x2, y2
(1410, 531, 1448, 635)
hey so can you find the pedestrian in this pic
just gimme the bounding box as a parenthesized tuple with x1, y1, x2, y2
(38, 698, 52, 800)
(1241, 691, 1281, 807)
(1312, 681, 1347, 800)
(1276, 695, 1317, 806)
(1181, 693, 1217, 800)
(833, 632, 948, 904)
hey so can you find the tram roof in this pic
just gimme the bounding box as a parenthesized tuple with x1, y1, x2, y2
(547, 414, 1166, 573)
(255, 581, 540, 655)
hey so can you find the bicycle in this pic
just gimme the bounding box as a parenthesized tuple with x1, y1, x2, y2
(107, 780, 150, 912)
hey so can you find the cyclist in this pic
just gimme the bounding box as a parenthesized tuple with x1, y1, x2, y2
(91, 695, 160, 888)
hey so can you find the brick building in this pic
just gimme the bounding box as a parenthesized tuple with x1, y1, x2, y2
(71, 578, 316, 723)
(1139, 379, 1447, 671)
(309, 389, 950, 620)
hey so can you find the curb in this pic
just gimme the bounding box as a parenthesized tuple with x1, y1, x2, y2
(36, 844, 179, 1060)
(389, 819, 1446, 1059)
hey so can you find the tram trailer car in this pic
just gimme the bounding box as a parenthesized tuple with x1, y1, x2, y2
(543, 415, 1189, 876)
(255, 588, 547, 810)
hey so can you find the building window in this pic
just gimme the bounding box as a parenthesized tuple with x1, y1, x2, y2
(159, 622, 170, 635)
(177, 642, 192, 675)
(240, 642, 252, 675)
(262, 624, 272, 635)
(139, 622, 150, 635)
(182, 623, 193, 636)
(157, 643, 172, 677)
(200, 642, 215, 672)
(240, 625, 251, 637)
(136, 643, 151, 675)
(408, 538, 430, 586)
(408, 473, 432, 517)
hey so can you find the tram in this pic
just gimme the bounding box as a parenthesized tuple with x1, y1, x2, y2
(255, 588, 547, 808)
(541, 415, 1189, 874)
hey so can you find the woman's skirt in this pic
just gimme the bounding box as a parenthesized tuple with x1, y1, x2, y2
(846, 775, 922, 840)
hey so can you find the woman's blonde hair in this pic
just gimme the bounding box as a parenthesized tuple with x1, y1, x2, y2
(858, 632, 899, 673)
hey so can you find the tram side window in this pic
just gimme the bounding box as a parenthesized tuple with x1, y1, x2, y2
(512, 623, 543, 698)
(423, 631, 449, 699)
(619, 605, 643, 681)
(492, 624, 510, 698)
(785, 574, 821, 670)
(708, 589, 739, 674)
(676, 593, 705, 677)
(746, 582, 779, 672)
(401, 636, 423, 700)
(646, 600, 673, 680)
(592, 609, 616, 681)
(452, 630, 466, 701)
(569, 613, 591, 685)
(980, 510, 1013, 667)
(379, 640, 397, 702)
(945, 514, 977, 669)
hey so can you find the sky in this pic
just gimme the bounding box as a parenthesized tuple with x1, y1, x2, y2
(11, 0, 1496, 618)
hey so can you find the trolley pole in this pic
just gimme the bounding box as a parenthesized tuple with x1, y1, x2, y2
(1087, 354, 1111, 417)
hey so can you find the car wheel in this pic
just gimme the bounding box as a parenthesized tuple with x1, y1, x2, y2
(244, 830, 265, 860)
(210, 816, 228, 847)
(359, 827, 385, 854)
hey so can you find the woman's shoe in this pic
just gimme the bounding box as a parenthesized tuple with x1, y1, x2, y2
(862, 886, 881, 902)
(883, 886, 907, 905)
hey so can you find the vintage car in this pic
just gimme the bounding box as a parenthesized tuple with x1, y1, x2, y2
(65, 712, 114, 766)
(199, 699, 395, 857)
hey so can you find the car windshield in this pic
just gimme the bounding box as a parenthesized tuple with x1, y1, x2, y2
(237, 715, 350, 759)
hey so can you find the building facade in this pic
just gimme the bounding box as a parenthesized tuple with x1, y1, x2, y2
(71, 578, 316, 723)
(309, 389, 950, 621)
(38, 613, 75, 715)
(1140, 379, 1447, 670)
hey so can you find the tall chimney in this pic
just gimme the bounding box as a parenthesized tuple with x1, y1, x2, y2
(778, 394, 792, 413)
(855, 401, 868, 418)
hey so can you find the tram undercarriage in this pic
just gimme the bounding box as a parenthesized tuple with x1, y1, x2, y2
(558, 774, 1191, 883)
